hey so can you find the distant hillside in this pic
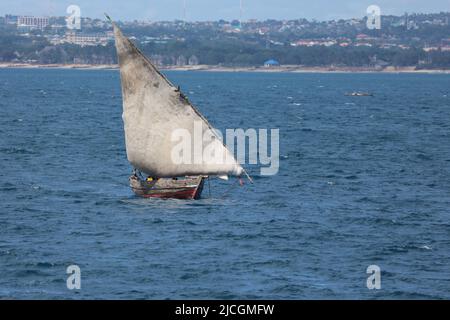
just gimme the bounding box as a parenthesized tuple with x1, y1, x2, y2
(0, 12, 449, 69)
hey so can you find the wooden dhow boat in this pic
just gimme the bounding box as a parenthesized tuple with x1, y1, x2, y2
(129, 174, 206, 200)
(108, 15, 247, 199)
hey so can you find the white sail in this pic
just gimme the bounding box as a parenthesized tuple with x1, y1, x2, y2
(112, 22, 244, 178)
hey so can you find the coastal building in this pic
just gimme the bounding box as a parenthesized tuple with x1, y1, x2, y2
(64, 31, 113, 47)
(356, 33, 370, 40)
(17, 16, 49, 30)
(355, 42, 373, 47)
(45, 34, 65, 45)
(291, 39, 337, 47)
(5, 14, 18, 25)
(423, 46, 440, 52)
(264, 59, 280, 67)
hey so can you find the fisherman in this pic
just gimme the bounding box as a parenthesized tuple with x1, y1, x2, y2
(146, 176, 158, 182)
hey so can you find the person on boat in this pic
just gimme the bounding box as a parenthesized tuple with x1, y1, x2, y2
(146, 176, 158, 182)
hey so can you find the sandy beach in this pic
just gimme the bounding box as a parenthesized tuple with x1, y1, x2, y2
(0, 63, 449, 73)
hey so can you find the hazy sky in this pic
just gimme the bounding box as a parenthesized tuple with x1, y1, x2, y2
(1, 0, 449, 21)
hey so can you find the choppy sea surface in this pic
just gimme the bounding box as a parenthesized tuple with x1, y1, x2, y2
(0, 69, 449, 299)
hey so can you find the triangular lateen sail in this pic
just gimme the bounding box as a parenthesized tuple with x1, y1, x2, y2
(111, 19, 244, 178)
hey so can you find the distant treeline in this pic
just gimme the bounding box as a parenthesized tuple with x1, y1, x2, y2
(0, 24, 450, 69)
(136, 38, 450, 68)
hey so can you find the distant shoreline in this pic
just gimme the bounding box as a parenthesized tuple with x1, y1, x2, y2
(1, 63, 449, 74)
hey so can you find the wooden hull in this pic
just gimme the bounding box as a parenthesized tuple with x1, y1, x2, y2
(129, 175, 205, 200)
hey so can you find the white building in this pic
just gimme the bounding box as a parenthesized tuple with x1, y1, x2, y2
(17, 16, 49, 30)
(64, 31, 113, 47)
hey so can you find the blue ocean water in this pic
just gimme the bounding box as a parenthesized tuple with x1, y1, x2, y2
(0, 69, 449, 299)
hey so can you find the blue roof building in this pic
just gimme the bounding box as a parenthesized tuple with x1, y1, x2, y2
(264, 59, 280, 67)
